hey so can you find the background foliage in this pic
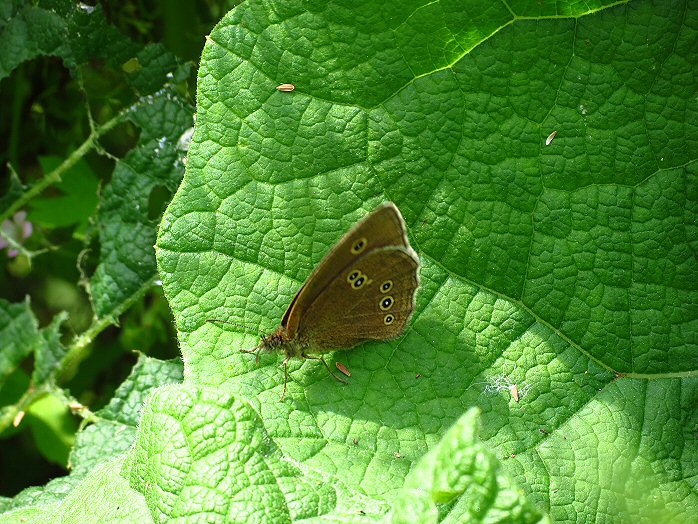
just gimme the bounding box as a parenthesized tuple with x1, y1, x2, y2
(0, 0, 234, 499)
(0, 0, 696, 523)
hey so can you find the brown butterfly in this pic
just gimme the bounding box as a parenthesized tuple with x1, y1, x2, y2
(212, 202, 420, 398)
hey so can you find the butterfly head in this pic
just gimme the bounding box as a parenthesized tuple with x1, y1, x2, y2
(259, 326, 287, 350)
(258, 325, 305, 359)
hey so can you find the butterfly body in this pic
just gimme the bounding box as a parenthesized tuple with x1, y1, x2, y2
(257, 325, 305, 358)
(240, 203, 420, 398)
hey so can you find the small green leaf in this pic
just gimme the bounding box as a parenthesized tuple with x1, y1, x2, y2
(0, 298, 39, 391)
(25, 394, 77, 467)
(86, 91, 192, 319)
(70, 354, 183, 475)
(392, 409, 545, 523)
(0, 4, 68, 81)
(32, 311, 69, 385)
(100, 353, 184, 426)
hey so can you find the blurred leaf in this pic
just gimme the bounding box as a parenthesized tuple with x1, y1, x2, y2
(0, 367, 30, 435)
(0, 169, 24, 211)
(25, 394, 77, 467)
(119, 287, 176, 358)
(29, 156, 99, 232)
(0, 354, 182, 515)
(0, 474, 78, 518)
(1, 459, 152, 524)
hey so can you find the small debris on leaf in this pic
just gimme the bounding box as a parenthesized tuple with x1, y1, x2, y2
(336, 361, 351, 377)
(545, 130, 557, 145)
(13, 410, 25, 427)
(509, 384, 520, 402)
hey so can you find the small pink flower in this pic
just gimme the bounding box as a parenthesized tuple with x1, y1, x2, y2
(0, 211, 33, 258)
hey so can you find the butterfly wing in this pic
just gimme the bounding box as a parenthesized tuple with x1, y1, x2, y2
(282, 203, 412, 337)
(296, 246, 420, 351)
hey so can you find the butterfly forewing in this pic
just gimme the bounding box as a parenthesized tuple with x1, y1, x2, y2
(297, 246, 420, 350)
(282, 203, 411, 337)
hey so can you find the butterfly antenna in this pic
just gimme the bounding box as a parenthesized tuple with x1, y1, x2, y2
(207, 319, 264, 364)
(206, 318, 260, 333)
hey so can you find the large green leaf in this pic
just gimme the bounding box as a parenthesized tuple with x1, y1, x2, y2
(3, 0, 694, 521)
(151, 0, 697, 521)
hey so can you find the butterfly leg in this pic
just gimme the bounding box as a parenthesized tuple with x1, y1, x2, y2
(303, 354, 349, 385)
(240, 345, 262, 365)
(281, 356, 291, 400)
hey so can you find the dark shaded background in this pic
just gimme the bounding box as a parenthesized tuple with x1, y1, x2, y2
(0, 0, 239, 496)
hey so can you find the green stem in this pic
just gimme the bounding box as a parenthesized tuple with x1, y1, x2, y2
(0, 114, 121, 221)
(0, 277, 156, 432)
(0, 384, 99, 434)
(56, 276, 159, 383)
(0, 388, 47, 434)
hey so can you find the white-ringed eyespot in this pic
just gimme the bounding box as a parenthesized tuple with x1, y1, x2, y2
(351, 237, 368, 254)
(380, 296, 394, 311)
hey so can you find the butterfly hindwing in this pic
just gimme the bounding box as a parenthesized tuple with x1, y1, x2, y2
(282, 203, 411, 337)
(297, 246, 420, 350)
